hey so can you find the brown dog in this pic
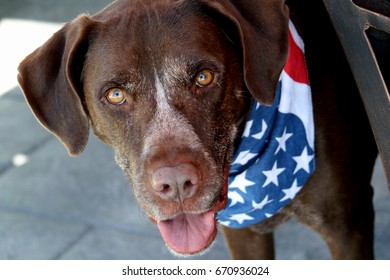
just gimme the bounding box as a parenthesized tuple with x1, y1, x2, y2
(17, 0, 378, 259)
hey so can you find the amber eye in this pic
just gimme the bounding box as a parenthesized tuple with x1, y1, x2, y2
(106, 88, 126, 105)
(195, 70, 214, 87)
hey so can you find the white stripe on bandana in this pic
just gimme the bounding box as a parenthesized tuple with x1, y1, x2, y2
(218, 21, 315, 228)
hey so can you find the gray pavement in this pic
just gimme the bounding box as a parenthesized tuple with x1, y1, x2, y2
(0, 0, 389, 260)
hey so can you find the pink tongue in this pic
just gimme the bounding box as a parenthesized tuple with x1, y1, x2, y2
(157, 211, 216, 255)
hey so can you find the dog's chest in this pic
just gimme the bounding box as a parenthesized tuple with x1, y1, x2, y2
(218, 21, 316, 228)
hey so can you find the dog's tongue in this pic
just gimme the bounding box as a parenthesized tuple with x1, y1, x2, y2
(157, 211, 216, 255)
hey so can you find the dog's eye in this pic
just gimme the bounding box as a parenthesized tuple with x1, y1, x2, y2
(106, 88, 126, 105)
(195, 70, 214, 87)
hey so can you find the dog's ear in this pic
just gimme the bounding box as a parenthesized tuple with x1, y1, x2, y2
(205, 0, 289, 105)
(18, 15, 94, 156)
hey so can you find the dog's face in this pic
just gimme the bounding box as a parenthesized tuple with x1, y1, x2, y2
(84, 4, 247, 254)
(18, 0, 289, 256)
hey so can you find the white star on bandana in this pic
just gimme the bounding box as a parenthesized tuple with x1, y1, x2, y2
(252, 195, 273, 210)
(228, 191, 245, 207)
(293, 147, 315, 174)
(262, 161, 286, 187)
(275, 128, 293, 154)
(242, 120, 253, 138)
(233, 151, 258, 165)
(280, 179, 303, 202)
(229, 170, 255, 193)
(229, 213, 255, 225)
(252, 120, 268, 140)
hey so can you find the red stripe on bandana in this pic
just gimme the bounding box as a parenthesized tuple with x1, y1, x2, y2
(284, 30, 309, 84)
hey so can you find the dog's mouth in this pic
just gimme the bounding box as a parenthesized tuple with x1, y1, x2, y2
(157, 192, 227, 255)
(151, 158, 229, 256)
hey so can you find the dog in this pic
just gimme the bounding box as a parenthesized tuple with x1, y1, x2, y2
(17, 0, 378, 259)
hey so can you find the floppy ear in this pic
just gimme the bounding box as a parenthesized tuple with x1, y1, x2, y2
(204, 0, 289, 105)
(18, 15, 94, 156)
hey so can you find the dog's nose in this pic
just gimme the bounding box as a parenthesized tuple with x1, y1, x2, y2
(151, 163, 199, 201)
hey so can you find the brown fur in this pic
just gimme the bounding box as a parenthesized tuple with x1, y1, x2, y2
(18, 0, 378, 259)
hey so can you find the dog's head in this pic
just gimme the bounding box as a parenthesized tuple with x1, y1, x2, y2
(18, 0, 289, 256)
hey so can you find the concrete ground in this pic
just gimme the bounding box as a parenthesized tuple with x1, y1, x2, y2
(0, 0, 389, 260)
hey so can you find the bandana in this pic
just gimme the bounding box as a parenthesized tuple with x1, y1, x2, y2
(218, 21, 315, 229)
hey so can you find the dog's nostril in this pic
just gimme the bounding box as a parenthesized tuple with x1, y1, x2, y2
(184, 180, 195, 189)
(162, 184, 171, 193)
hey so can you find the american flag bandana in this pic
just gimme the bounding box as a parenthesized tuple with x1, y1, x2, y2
(218, 21, 315, 228)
